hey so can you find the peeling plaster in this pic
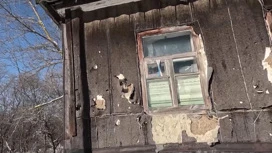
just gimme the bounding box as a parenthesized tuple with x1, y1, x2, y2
(197, 34, 213, 83)
(151, 114, 219, 146)
(115, 119, 120, 126)
(115, 74, 138, 104)
(262, 47, 272, 83)
(191, 116, 218, 135)
(94, 95, 106, 110)
(199, 35, 208, 80)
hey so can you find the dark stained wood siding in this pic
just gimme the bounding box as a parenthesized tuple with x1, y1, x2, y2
(84, 0, 272, 148)
(193, 0, 251, 110)
(176, 4, 192, 25)
(219, 110, 272, 143)
(160, 0, 177, 27)
(63, 0, 272, 151)
(85, 20, 111, 116)
(227, 0, 272, 109)
(108, 15, 142, 114)
(193, 0, 272, 110)
(92, 114, 149, 148)
(84, 0, 272, 114)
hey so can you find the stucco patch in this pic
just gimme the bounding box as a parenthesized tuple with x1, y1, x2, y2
(191, 115, 218, 135)
(262, 47, 272, 83)
(151, 114, 219, 146)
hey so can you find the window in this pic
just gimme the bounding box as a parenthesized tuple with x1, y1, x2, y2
(137, 26, 208, 112)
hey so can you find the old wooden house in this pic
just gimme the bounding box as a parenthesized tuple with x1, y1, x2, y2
(39, 0, 272, 152)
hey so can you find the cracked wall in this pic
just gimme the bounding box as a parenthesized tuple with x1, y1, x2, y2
(151, 114, 219, 146)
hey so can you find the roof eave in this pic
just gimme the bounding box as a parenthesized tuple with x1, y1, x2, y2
(37, 1, 64, 25)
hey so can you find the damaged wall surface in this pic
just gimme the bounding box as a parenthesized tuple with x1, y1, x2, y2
(60, 0, 272, 151)
(151, 114, 219, 145)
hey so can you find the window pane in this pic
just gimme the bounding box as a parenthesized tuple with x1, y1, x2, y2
(143, 32, 191, 57)
(147, 79, 172, 108)
(173, 58, 198, 74)
(177, 75, 204, 105)
(147, 62, 165, 76)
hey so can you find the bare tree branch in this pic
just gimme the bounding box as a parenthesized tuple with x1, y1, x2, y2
(27, 0, 60, 53)
(34, 95, 63, 109)
(4, 138, 12, 152)
(0, 2, 62, 55)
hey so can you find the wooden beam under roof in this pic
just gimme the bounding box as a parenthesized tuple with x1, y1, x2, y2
(56, 0, 143, 16)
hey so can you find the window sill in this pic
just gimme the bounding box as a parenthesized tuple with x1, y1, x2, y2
(146, 104, 209, 115)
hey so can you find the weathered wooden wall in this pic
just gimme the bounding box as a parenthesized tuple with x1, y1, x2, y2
(64, 0, 272, 151)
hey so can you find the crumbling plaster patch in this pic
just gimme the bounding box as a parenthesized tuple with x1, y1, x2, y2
(264, 12, 272, 84)
(151, 114, 219, 146)
(191, 115, 218, 135)
(262, 47, 272, 83)
(93, 95, 106, 110)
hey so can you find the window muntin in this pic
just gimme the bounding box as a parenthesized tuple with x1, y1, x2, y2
(139, 29, 205, 111)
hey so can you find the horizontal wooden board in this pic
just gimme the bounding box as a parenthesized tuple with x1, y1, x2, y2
(92, 142, 272, 153)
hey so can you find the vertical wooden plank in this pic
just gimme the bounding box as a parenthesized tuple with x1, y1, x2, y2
(176, 3, 192, 25)
(130, 115, 145, 146)
(85, 20, 111, 116)
(232, 112, 254, 142)
(192, 0, 250, 110)
(160, 0, 177, 27)
(63, 21, 77, 137)
(227, 0, 272, 109)
(96, 117, 108, 148)
(144, 115, 155, 145)
(114, 116, 132, 147)
(63, 23, 69, 140)
(143, 0, 161, 30)
(255, 111, 272, 142)
(70, 118, 84, 149)
(96, 116, 117, 148)
(71, 15, 92, 151)
(145, 9, 161, 30)
(105, 18, 115, 115)
(91, 117, 98, 148)
(219, 111, 272, 143)
(96, 115, 146, 148)
(218, 113, 238, 143)
(106, 116, 117, 147)
(72, 17, 82, 118)
(130, 2, 146, 32)
(109, 15, 143, 114)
